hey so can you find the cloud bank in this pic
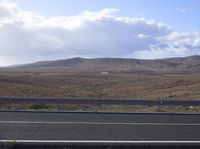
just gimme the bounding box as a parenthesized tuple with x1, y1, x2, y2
(0, 2, 199, 66)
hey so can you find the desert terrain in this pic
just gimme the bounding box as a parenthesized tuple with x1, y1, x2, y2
(0, 56, 200, 112)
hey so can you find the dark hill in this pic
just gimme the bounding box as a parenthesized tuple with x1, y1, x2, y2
(7, 55, 200, 74)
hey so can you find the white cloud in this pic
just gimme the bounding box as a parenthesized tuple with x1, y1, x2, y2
(176, 4, 200, 13)
(176, 8, 187, 12)
(0, 2, 199, 66)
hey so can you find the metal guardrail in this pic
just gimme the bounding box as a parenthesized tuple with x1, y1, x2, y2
(0, 97, 200, 108)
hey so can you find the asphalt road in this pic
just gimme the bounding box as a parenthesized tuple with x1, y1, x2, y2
(0, 111, 200, 144)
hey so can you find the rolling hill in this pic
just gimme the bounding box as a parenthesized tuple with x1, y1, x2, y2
(6, 55, 200, 74)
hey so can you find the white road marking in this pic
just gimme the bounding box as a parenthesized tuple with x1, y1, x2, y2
(0, 140, 200, 144)
(0, 121, 200, 126)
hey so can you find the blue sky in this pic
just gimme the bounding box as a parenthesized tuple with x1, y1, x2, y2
(8, 0, 200, 32)
(0, 0, 199, 66)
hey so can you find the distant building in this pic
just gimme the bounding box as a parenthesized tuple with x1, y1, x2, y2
(100, 71, 109, 75)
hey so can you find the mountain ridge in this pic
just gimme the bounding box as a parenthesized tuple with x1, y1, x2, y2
(5, 55, 200, 74)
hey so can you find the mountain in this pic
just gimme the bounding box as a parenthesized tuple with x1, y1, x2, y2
(6, 55, 200, 74)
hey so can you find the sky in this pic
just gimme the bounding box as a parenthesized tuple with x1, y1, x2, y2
(0, 0, 200, 66)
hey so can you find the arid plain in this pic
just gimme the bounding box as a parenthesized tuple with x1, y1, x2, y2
(0, 56, 200, 112)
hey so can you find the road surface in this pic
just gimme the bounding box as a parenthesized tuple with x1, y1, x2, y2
(0, 111, 200, 145)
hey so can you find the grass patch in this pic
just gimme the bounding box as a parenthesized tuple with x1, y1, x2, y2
(28, 103, 49, 110)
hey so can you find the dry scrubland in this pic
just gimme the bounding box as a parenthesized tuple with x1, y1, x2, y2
(0, 72, 200, 99)
(0, 72, 200, 112)
(1, 56, 199, 99)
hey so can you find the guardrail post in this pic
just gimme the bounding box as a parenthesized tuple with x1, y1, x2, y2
(9, 97, 12, 110)
(83, 104, 85, 111)
(157, 100, 162, 112)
